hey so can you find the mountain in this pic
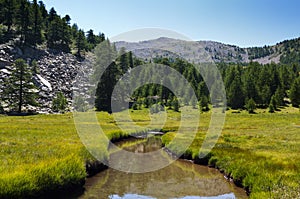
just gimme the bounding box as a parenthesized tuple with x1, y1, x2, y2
(115, 37, 300, 64)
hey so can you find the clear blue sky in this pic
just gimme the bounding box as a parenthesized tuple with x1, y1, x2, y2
(42, 0, 300, 47)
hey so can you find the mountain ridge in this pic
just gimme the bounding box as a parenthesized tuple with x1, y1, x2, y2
(115, 36, 300, 64)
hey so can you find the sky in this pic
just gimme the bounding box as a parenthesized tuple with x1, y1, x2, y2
(41, 0, 300, 47)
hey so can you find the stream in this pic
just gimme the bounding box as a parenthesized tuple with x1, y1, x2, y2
(79, 135, 248, 199)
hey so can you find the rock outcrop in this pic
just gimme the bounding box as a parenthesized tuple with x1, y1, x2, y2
(0, 43, 94, 113)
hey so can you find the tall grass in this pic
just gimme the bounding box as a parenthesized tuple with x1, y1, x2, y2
(162, 107, 300, 198)
(0, 107, 299, 198)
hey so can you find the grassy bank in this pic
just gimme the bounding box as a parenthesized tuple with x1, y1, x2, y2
(0, 112, 141, 198)
(0, 107, 299, 198)
(162, 107, 300, 198)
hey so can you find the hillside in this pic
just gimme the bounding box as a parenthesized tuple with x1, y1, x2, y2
(0, 43, 94, 113)
(115, 37, 300, 64)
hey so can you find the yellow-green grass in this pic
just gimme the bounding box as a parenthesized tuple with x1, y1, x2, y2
(162, 107, 300, 198)
(0, 112, 144, 198)
(0, 107, 299, 198)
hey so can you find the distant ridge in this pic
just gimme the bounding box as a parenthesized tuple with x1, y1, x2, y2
(115, 36, 300, 64)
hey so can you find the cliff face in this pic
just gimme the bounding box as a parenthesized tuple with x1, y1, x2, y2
(0, 43, 93, 113)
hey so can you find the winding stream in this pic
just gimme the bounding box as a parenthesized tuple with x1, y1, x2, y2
(79, 136, 248, 199)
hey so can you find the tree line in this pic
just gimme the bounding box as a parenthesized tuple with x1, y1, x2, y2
(0, 0, 105, 56)
(2, 41, 300, 114)
(218, 62, 300, 112)
(93, 42, 300, 114)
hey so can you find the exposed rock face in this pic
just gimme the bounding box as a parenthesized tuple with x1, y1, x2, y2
(0, 43, 94, 113)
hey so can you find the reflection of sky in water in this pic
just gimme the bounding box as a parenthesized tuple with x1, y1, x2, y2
(109, 193, 236, 199)
(175, 193, 236, 199)
(81, 138, 247, 199)
(109, 194, 155, 199)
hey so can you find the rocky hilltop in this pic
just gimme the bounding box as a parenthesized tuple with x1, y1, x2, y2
(0, 43, 93, 113)
(115, 37, 298, 64)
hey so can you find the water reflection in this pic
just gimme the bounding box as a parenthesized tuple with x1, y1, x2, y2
(79, 137, 248, 199)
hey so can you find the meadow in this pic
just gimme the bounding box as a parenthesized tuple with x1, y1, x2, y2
(0, 107, 299, 198)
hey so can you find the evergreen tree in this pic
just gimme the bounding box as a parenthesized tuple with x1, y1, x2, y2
(198, 95, 209, 112)
(274, 86, 285, 106)
(48, 7, 57, 22)
(228, 72, 244, 109)
(2, 59, 37, 113)
(95, 62, 119, 113)
(290, 77, 300, 107)
(71, 23, 79, 39)
(52, 92, 68, 113)
(63, 14, 71, 25)
(128, 51, 134, 68)
(38, 1, 48, 19)
(270, 95, 277, 110)
(47, 17, 71, 52)
(31, 60, 39, 74)
(2, 0, 15, 33)
(76, 29, 86, 57)
(171, 97, 179, 112)
(17, 0, 31, 43)
(86, 29, 96, 44)
(32, 0, 44, 44)
(269, 103, 275, 113)
(260, 85, 272, 107)
(245, 98, 256, 114)
(243, 71, 259, 103)
(160, 77, 172, 104)
(118, 47, 129, 74)
(279, 64, 294, 91)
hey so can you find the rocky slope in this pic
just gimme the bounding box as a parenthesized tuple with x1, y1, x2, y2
(0, 43, 94, 113)
(115, 37, 289, 64)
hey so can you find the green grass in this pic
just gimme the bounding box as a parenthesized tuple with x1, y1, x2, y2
(161, 108, 300, 198)
(0, 107, 299, 198)
(0, 112, 144, 198)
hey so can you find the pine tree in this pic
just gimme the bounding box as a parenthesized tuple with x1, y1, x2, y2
(76, 29, 86, 57)
(93, 40, 119, 112)
(290, 77, 300, 107)
(48, 7, 57, 22)
(171, 97, 179, 112)
(228, 73, 244, 109)
(17, 0, 31, 43)
(128, 51, 134, 68)
(31, 60, 39, 74)
(260, 85, 272, 107)
(52, 92, 68, 113)
(245, 98, 256, 114)
(32, 0, 44, 44)
(160, 77, 172, 104)
(270, 95, 277, 111)
(198, 95, 209, 112)
(95, 62, 119, 113)
(118, 47, 129, 74)
(243, 72, 259, 104)
(269, 103, 275, 113)
(2, 59, 37, 113)
(47, 17, 71, 52)
(274, 86, 285, 106)
(2, 0, 15, 33)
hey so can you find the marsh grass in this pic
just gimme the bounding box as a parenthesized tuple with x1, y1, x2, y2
(0, 107, 299, 198)
(162, 107, 300, 198)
